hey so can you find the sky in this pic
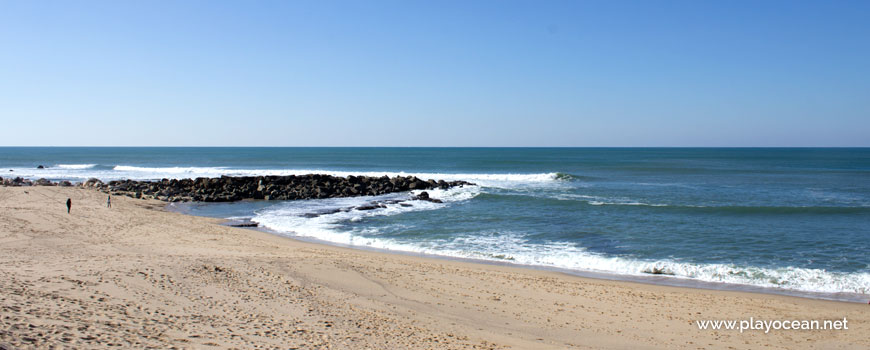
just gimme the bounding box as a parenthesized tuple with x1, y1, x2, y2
(1, 0, 869, 147)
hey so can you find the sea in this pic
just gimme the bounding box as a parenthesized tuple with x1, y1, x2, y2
(2, 147, 869, 301)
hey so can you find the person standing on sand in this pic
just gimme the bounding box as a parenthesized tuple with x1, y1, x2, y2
(107, 195, 111, 208)
(66, 198, 71, 214)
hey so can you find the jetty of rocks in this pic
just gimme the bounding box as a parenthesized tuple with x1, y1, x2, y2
(1, 177, 73, 187)
(71, 175, 473, 202)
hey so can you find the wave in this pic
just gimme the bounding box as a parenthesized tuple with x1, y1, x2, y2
(551, 193, 671, 207)
(553, 172, 579, 181)
(10, 164, 571, 190)
(250, 192, 870, 295)
(550, 193, 870, 214)
(112, 165, 229, 174)
(10, 164, 574, 190)
(107, 166, 565, 188)
(587, 201, 670, 207)
(51, 164, 97, 169)
(437, 233, 870, 295)
(252, 186, 480, 243)
(243, 187, 870, 296)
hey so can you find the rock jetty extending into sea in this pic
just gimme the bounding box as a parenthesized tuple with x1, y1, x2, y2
(0, 175, 473, 203)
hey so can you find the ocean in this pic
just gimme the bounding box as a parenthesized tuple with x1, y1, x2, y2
(3, 147, 869, 301)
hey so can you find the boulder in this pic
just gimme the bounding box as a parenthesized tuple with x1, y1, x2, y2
(82, 178, 103, 188)
(36, 165, 45, 169)
(414, 191, 444, 203)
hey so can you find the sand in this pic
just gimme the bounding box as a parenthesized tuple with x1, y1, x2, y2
(0, 186, 867, 349)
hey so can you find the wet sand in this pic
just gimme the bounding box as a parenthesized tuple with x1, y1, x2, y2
(1, 186, 867, 349)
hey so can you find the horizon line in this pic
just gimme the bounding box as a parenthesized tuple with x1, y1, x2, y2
(1, 146, 869, 149)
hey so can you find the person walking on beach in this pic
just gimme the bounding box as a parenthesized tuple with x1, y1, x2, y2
(107, 195, 111, 208)
(66, 198, 71, 214)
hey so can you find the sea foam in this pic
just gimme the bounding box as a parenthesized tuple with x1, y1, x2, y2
(250, 189, 870, 296)
(56, 164, 98, 169)
(102, 166, 565, 188)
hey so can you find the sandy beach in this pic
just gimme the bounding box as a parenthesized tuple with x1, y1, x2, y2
(0, 186, 867, 349)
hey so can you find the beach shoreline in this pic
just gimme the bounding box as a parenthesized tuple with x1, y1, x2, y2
(221, 218, 869, 305)
(2, 186, 868, 349)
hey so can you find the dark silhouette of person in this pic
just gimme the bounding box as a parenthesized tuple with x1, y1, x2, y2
(107, 195, 111, 208)
(66, 198, 71, 214)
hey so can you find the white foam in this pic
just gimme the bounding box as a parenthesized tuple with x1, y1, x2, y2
(113, 166, 561, 188)
(253, 189, 466, 247)
(428, 232, 870, 295)
(113, 165, 216, 174)
(56, 164, 97, 169)
(587, 200, 669, 207)
(12, 165, 565, 189)
(552, 193, 671, 207)
(252, 195, 870, 295)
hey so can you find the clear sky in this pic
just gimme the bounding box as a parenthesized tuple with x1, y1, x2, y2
(1, 1, 868, 146)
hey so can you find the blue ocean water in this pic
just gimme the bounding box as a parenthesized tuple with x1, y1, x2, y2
(3, 147, 869, 298)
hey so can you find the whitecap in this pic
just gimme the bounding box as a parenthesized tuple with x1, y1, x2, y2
(56, 164, 98, 169)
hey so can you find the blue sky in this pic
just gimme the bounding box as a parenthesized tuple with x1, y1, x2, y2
(1, 1, 868, 146)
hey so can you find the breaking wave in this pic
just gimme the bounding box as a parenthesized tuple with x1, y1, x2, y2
(247, 188, 870, 296)
(56, 164, 98, 169)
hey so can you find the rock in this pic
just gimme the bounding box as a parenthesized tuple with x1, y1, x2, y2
(413, 191, 443, 203)
(59, 180, 72, 187)
(643, 267, 673, 275)
(82, 178, 104, 188)
(36, 165, 45, 169)
(35, 178, 53, 186)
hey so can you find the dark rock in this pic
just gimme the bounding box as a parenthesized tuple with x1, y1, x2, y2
(82, 178, 104, 188)
(36, 165, 45, 169)
(643, 267, 674, 276)
(414, 191, 443, 203)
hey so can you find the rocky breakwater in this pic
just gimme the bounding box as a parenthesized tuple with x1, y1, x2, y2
(80, 175, 473, 203)
(1, 176, 73, 187)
